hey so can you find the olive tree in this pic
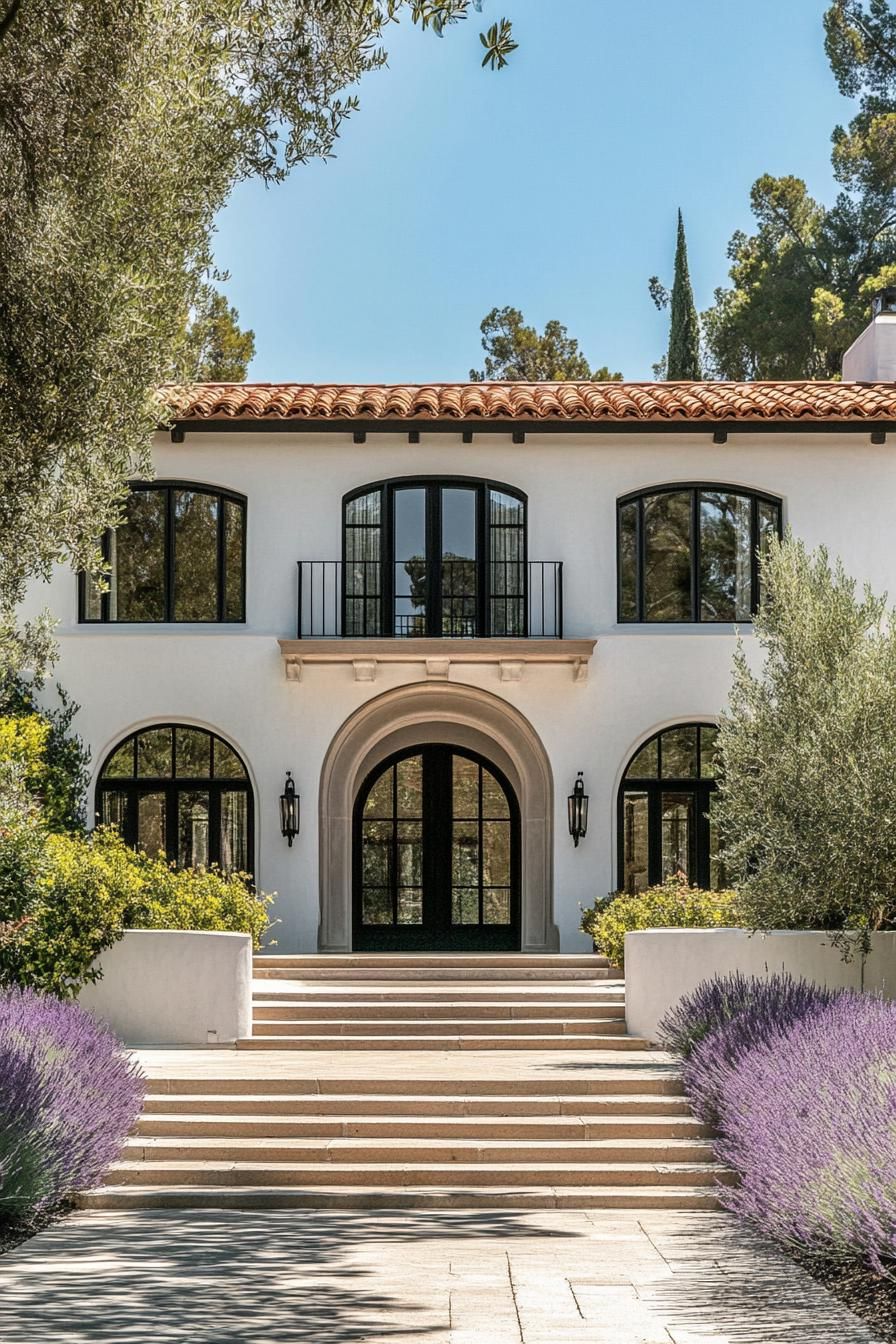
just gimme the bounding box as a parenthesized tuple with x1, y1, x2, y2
(714, 534, 896, 950)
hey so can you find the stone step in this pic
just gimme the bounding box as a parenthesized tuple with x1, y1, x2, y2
(104, 1159, 730, 1188)
(249, 1017, 629, 1037)
(144, 1074, 683, 1097)
(78, 1183, 722, 1211)
(251, 987, 626, 1004)
(141, 1092, 692, 1117)
(255, 973, 612, 983)
(254, 955, 609, 970)
(251, 1001, 627, 1020)
(236, 1032, 649, 1050)
(136, 1113, 711, 1140)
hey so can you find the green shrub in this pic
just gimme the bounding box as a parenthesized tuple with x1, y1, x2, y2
(0, 827, 273, 998)
(581, 873, 742, 971)
(0, 679, 90, 833)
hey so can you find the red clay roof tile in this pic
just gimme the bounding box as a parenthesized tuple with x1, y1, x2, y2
(160, 381, 896, 425)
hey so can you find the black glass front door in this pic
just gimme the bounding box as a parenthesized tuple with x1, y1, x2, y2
(353, 745, 521, 951)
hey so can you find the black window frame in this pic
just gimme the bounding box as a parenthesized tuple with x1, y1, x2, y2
(616, 482, 783, 624)
(616, 722, 720, 893)
(342, 476, 528, 638)
(96, 724, 255, 876)
(79, 480, 248, 624)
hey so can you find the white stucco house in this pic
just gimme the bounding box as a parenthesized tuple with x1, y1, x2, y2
(23, 296, 896, 955)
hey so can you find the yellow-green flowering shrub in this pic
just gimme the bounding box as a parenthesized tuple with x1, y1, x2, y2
(581, 873, 742, 971)
(2, 827, 273, 998)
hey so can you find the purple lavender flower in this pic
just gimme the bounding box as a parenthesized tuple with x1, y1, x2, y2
(0, 987, 144, 1221)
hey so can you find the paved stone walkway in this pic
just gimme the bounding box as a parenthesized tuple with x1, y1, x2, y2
(0, 1208, 880, 1342)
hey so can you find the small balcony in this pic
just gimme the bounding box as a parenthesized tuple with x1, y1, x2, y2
(296, 560, 564, 640)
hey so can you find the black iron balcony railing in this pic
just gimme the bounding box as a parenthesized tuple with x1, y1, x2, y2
(297, 560, 563, 639)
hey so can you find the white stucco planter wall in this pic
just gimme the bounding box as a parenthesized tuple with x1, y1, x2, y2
(625, 928, 896, 1044)
(78, 929, 252, 1046)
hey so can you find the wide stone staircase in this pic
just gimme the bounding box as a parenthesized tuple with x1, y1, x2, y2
(82, 954, 727, 1211)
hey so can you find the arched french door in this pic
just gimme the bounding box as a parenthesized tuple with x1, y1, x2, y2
(352, 744, 521, 952)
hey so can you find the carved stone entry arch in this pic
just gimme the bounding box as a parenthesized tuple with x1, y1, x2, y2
(318, 682, 559, 953)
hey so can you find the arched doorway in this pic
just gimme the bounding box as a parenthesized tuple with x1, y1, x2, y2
(318, 682, 558, 953)
(353, 744, 521, 952)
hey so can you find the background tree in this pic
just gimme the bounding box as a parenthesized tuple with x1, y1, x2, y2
(701, 2, 896, 379)
(469, 307, 623, 381)
(649, 210, 702, 380)
(0, 0, 515, 633)
(714, 534, 896, 950)
(175, 285, 256, 383)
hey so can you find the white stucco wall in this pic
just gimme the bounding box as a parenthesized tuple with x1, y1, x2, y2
(78, 928, 252, 1045)
(22, 428, 896, 952)
(625, 929, 896, 1043)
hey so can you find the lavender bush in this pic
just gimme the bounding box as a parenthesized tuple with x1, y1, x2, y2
(715, 993, 896, 1272)
(0, 987, 144, 1222)
(659, 972, 840, 1122)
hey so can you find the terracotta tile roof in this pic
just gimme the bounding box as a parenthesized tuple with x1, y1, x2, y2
(161, 381, 896, 425)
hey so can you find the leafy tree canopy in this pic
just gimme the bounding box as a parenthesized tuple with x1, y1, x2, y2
(175, 285, 256, 383)
(715, 534, 896, 952)
(469, 307, 623, 382)
(702, 2, 896, 380)
(0, 0, 514, 629)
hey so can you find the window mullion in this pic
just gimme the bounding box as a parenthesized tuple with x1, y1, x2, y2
(165, 487, 175, 623)
(691, 489, 700, 623)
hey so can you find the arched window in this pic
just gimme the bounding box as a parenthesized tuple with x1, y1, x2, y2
(96, 725, 253, 874)
(80, 481, 246, 623)
(343, 478, 527, 637)
(617, 485, 781, 622)
(618, 723, 722, 894)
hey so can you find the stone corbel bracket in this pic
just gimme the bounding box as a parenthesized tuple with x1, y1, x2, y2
(280, 638, 596, 684)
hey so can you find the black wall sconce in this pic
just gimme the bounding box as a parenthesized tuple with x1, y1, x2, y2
(279, 771, 300, 847)
(568, 772, 589, 847)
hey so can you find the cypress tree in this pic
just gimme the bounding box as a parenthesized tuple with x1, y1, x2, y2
(667, 209, 702, 380)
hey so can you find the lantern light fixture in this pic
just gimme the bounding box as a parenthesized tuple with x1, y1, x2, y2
(568, 772, 589, 848)
(279, 771, 300, 847)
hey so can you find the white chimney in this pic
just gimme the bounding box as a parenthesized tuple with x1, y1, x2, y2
(842, 288, 896, 382)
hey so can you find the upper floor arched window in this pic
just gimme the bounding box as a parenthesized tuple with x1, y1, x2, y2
(617, 484, 782, 623)
(96, 724, 253, 874)
(618, 722, 722, 894)
(343, 477, 527, 638)
(80, 481, 246, 623)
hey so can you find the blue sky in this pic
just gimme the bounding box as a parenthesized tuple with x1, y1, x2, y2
(213, 0, 853, 383)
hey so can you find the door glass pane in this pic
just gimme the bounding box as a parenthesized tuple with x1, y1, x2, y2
(174, 490, 219, 622)
(661, 791, 695, 882)
(708, 793, 726, 891)
(618, 501, 639, 620)
(482, 821, 510, 886)
(452, 756, 479, 818)
(111, 489, 166, 621)
(452, 890, 480, 925)
(175, 727, 211, 777)
(365, 766, 394, 818)
(223, 500, 245, 621)
(700, 492, 752, 621)
(363, 891, 393, 925)
(452, 820, 479, 887)
(481, 768, 510, 819)
(660, 726, 698, 778)
(394, 488, 427, 637)
(362, 820, 393, 887)
(483, 890, 511, 925)
(621, 791, 649, 894)
(396, 755, 423, 818)
(441, 488, 477, 636)
(398, 821, 422, 886)
(178, 790, 210, 868)
(220, 790, 248, 873)
(345, 490, 382, 637)
(137, 792, 167, 860)
(643, 492, 692, 621)
(100, 790, 128, 832)
(136, 728, 173, 777)
(489, 490, 525, 636)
